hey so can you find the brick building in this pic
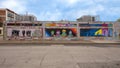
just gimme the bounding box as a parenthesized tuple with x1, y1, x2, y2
(0, 8, 37, 40)
(0, 8, 18, 39)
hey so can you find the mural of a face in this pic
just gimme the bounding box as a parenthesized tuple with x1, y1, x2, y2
(51, 30, 55, 37)
(56, 30, 60, 37)
(45, 28, 77, 37)
(68, 31, 73, 37)
(61, 29, 67, 37)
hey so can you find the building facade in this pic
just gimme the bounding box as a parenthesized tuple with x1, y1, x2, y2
(1, 8, 120, 41)
(17, 14, 37, 21)
(113, 22, 120, 40)
(0, 8, 37, 40)
(0, 8, 18, 39)
(5, 21, 118, 41)
(6, 21, 42, 40)
(77, 15, 99, 22)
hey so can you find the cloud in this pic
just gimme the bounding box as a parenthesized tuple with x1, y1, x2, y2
(57, 0, 93, 7)
(0, 0, 27, 13)
(105, 7, 120, 15)
(0, 0, 120, 21)
(54, 4, 105, 21)
(38, 9, 62, 21)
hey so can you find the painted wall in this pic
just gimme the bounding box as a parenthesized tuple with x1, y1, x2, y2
(0, 28, 3, 36)
(7, 27, 43, 39)
(45, 23, 77, 27)
(45, 28, 77, 37)
(80, 28, 113, 37)
(79, 23, 113, 27)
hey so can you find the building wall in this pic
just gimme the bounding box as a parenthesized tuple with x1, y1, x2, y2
(0, 10, 6, 15)
(0, 28, 3, 35)
(113, 22, 120, 39)
(6, 9, 18, 21)
(77, 15, 97, 22)
(6, 21, 43, 40)
(4, 20, 117, 40)
(0, 28, 3, 40)
(17, 15, 37, 21)
(0, 10, 6, 23)
(44, 22, 78, 40)
(0, 9, 6, 39)
(7, 27, 43, 40)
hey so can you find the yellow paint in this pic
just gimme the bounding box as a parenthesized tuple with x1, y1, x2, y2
(95, 29, 102, 35)
(45, 23, 56, 27)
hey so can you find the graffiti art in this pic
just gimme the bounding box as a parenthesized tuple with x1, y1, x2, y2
(45, 28, 77, 37)
(80, 28, 113, 37)
(79, 23, 113, 27)
(45, 23, 77, 27)
(7, 28, 43, 37)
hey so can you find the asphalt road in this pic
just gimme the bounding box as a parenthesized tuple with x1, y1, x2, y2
(0, 45, 120, 68)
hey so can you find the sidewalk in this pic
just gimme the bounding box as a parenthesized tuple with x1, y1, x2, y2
(91, 40, 120, 43)
(0, 40, 92, 44)
(0, 40, 119, 45)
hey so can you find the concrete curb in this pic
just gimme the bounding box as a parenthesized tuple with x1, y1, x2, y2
(0, 40, 119, 46)
(0, 40, 120, 45)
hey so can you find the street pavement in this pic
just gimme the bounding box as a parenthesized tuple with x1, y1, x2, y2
(0, 45, 120, 68)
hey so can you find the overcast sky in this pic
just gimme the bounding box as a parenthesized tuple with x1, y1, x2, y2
(0, 0, 120, 21)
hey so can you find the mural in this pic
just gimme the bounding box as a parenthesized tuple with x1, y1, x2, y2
(45, 28, 77, 37)
(80, 28, 113, 37)
(79, 23, 113, 27)
(32, 29, 42, 37)
(7, 28, 43, 38)
(45, 23, 77, 27)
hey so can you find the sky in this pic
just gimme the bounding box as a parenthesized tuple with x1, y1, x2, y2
(0, 0, 120, 21)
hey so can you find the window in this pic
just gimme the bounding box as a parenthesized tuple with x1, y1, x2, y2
(7, 23, 15, 26)
(0, 30, 1, 34)
(12, 30, 20, 36)
(22, 30, 25, 37)
(26, 31, 31, 37)
(0, 23, 3, 27)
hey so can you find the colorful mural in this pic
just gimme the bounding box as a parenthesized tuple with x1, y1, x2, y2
(45, 28, 77, 37)
(79, 23, 113, 27)
(80, 28, 113, 37)
(45, 23, 77, 27)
